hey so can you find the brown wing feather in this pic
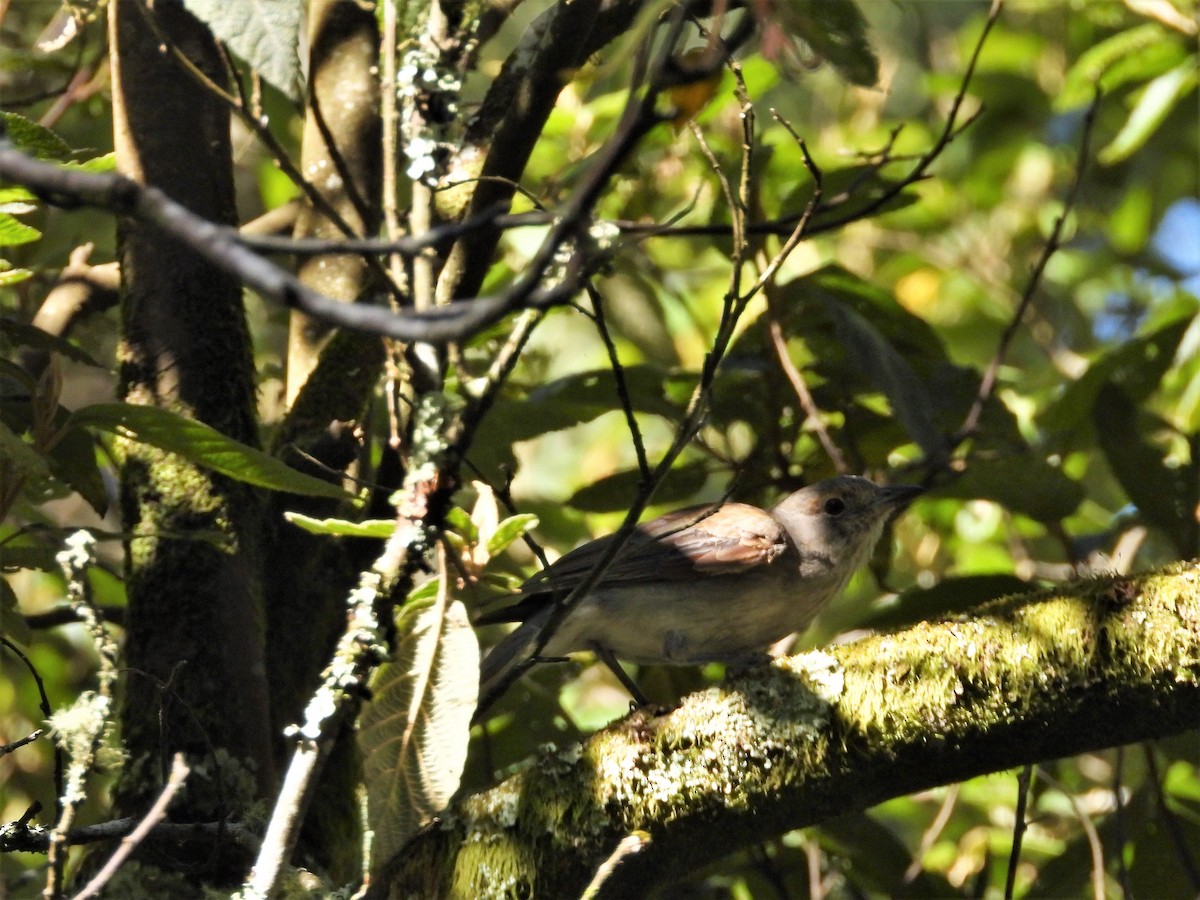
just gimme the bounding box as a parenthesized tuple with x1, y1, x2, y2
(476, 503, 792, 625)
(523, 502, 790, 592)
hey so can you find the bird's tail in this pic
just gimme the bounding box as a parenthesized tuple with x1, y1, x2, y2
(475, 608, 551, 721)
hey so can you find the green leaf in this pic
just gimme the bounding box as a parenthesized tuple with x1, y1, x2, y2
(282, 513, 396, 538)
(63, 152, 116, 173)
(444, 506, 477, 544)
(181, 0, 303, 101)
(569, 459, 709, 512)
(45, 424, 107, 515)
(0, 419, 51, 480)
(0, 112, 72, 160)
(0, 187, 37, 205)
(0, 263, 34, 287)
(68, 403, 351, 500)
(486, 514, 539, 558)
(823, 301, 946, 460)
(786, 0, 879, 87)
(1058, 23, 1184, 110)
(1099, 59, 1198, 165)
(0, 213, 41, 246)
(359, 598, 478, 874)
(1094, 385, 1198, 557)
(943, 454, 1084, 522)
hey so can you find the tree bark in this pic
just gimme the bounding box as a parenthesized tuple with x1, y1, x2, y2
(108, 0, 270, 883)
(374, 562, 1200, 899)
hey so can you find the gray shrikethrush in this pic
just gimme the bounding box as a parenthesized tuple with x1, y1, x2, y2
(476, 475, 922, 712)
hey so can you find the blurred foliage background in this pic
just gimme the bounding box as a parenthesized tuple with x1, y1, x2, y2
(3, 0, 1199, 896)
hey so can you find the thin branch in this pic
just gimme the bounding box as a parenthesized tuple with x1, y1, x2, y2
(904, 785, 959, 884)
(0, 814, 260, 854)
(0, 144, 531, 343)
(71, 755, 190, 900)
(0, 635, 62, 821)
(240, 204, 541, 257)
(614, 0, 1003, 247)
(955, 86, 1102, 443)
(1, 729, 45, 757)
(580, 833, 652, 900)
(1004, 765, 1035, 900)
(584, 281, 651, 483)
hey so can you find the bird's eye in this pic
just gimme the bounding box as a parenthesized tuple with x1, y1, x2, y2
(823, 497, 846, 516)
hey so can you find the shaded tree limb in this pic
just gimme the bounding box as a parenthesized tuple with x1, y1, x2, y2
(378, 561, 1200, 899)
(0, 144, 576, 344)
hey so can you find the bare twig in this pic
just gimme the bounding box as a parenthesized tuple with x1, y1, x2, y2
(584, 281, 651, 483)
(0, 814, 260, 854)
(1, 728, 45, 757)
(904, 784, 960, 884)
(614, 0, 1004, 247)
(1004, 764, 1035, 900)
(71, 755, 190, 900)
(955, 86, 1102, 443)
(580, 832, 651, 900)
(756, 118, 849, 475)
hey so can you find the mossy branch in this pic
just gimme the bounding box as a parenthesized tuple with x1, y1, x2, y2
(374, 562, 1200, 899)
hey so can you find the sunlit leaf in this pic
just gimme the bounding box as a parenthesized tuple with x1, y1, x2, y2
(0, 262, 33, 286)
(282, 513, 396, 538)
(0, 214, 41, 246)
(1099, 58, 1198, 165)
(487, 514, 539, 558)
(1057, 23, 1185, 110)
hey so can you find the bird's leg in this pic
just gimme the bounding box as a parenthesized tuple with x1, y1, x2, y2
(590, 642, 650, 706)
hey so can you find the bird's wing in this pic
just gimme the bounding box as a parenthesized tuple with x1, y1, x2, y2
(477, 503, 792, 625)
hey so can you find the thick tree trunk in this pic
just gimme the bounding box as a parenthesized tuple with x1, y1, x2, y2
(108, 0, 270, 883)
(374, 562, 1200, 899)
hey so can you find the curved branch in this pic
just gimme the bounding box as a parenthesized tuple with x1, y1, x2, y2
(378, 561, 1200, 898)
(0, 145, 539, 344)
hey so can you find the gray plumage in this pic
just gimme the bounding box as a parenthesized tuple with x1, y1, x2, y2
(477, 475, 922, 712)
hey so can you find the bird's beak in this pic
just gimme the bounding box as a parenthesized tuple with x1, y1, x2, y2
(877, 484, 925, 511)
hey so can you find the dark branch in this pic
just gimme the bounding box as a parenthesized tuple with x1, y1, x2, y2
(0, 143, 564, 344)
